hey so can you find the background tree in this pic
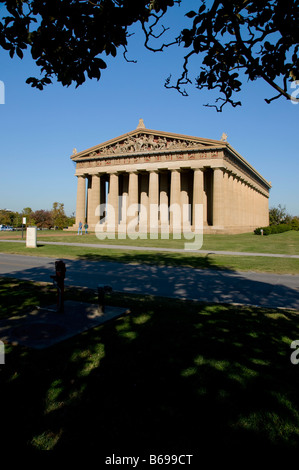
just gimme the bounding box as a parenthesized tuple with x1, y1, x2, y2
(0, 209, 13, 225)
(51, 202, 68, 229)
(66, 212, 76, 228)
(21, 207, 35, 225)
(291, 216, 299, 230)
(0, 0, 297, 110)
(269, 204, 289, 225)
(31, 209, 52, 229)
(12, 211, 22, 227)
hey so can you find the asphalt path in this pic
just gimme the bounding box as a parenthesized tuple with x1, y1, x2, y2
(0, 253, 298, 310)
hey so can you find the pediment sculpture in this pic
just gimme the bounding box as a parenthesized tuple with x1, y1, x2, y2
(93, 133, 202, 158)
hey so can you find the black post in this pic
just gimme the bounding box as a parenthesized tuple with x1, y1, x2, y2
(50, 260, 66, 313)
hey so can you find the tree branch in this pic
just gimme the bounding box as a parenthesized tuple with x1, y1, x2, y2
(141, 12, 180, 53)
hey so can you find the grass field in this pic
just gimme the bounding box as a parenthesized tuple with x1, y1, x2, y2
(1, 231, 299, 274)
(1, 229, 299, 254)
(1, 277, 299, 453)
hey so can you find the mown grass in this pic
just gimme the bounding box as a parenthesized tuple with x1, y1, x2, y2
(0, 240, 299, 274)
(1, 230, 299, 255)
(1, 277, 299, 454)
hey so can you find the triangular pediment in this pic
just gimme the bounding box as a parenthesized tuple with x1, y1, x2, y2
(71, 127, 226, 161)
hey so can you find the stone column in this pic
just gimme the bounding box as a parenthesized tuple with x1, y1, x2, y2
(159, 172, 169, 229)
(240, 179, 245, 226)
(252, 186, 257, 227)
(75, 175, 86, 225)
(193, 168, 204, 230)
(181, 171, 191, 229)
(139, 173, 149, 232)
(244, 182, 250, 227)
(224, 172, 229, 227)
(226, 172, 233, 226)
(248, 185, 253, 227)
(107, 173, 119, 231)
(212, 168, 224, 227)
(148, 170, 159, 232)
(87, 174, 101, 228)
(128, 171, 139, 229)
(232, 175, 239, 226)
(264, 195, 270, 226)
(120, 173, 129, 226)
(170, 169, 181, 231)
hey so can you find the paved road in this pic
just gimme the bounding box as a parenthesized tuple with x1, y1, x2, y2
(0, 253, 298, 310)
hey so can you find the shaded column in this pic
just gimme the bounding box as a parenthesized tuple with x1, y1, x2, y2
(100, 175, 107, 224)
(148, 170, 159, 232)
(107, 173, 119, 231)
(212, 168, 224, 227)
(75, 175, 86, 225)
(87, 174, 101, 228)
(170, 169, 181, 231)
(193, 168, 204, 230)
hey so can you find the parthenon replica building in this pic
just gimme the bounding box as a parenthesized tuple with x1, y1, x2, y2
(71, 119, 270, 234)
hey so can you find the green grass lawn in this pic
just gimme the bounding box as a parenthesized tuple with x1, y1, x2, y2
(1, 278, 299, 453)
(1, 239, 299, 274)
(2, 229, 299, 254)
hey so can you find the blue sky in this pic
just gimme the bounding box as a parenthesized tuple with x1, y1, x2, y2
(0, 2, 298, 217)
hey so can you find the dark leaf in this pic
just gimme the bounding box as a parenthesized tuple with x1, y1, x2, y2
(185, 11, 197, 19)
(16, 47, 23, 59)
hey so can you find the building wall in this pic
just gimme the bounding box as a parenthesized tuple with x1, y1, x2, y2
(73, 164, 269, 234)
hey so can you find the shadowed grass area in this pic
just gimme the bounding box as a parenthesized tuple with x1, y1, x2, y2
(1, 278, 299, 454)
(0, 241, 299, 274)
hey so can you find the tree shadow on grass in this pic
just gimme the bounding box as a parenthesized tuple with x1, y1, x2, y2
(2, 287, 299, 455)
(2, 251, 299, 309)
(77, 251, 223, 269)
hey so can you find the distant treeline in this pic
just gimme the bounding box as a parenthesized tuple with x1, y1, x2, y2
(0, 203, 75, 229)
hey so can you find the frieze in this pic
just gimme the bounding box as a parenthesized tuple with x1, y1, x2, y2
(76, 150, 217, 170)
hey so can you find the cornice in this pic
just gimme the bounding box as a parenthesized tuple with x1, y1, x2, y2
(224, 146, 271, 190)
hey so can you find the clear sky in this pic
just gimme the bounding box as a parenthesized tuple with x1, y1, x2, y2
(0, 2, 298, 217)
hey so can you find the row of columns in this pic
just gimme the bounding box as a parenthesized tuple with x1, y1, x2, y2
(75, 167, 269, 231)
